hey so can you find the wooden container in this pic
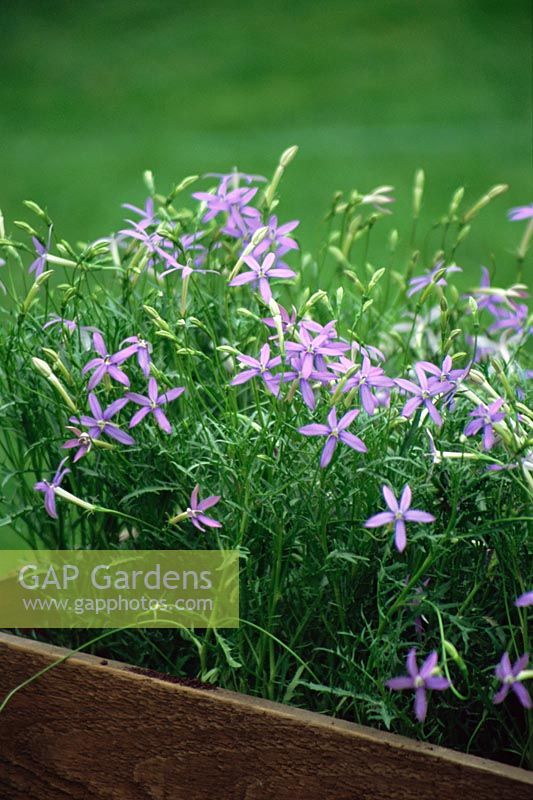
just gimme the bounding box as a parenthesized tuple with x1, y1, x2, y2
(0, 632, 531, 799)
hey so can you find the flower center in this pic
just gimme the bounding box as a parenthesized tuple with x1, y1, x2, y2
(394, 511, 404, 521)
(414, 676, 424, 688)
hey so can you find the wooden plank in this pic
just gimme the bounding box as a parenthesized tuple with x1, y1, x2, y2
(0, 632, 531, 799)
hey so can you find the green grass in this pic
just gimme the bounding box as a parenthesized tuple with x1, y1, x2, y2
(0, 0, 530, 274)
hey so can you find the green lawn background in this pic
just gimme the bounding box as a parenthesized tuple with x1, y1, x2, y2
(0, 0, 531, 280)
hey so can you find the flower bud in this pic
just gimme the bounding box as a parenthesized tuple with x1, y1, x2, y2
(413, 169, 425, 218)
(23, 200, 52, 226)
(143, 170, 155, 194)
(448, 187, 464, 217)
(280, 145, 299, 168)
(20, 270, 54, 313)
(463, 184, 508, 223)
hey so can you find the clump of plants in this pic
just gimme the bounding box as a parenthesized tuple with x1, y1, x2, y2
(0, 148, 531, 766)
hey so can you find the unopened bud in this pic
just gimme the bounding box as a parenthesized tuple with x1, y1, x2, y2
(463, 184, 508, 223)
(21, 270, 54, 313)
(280, 145, 299, 168)
(413, 169, 425, 218)
(143, 170, 155, 194)
(448, 187, 464, 217)
(23, 200, 52, 226)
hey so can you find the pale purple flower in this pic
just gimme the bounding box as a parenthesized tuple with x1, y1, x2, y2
(395, 364, 453, 427)
(417, 355, 466, 387)
(34, 458, 71, 519)
(193, 183, 261, 238)
(120, 335, 152, 376)
(332, 356, 394, 415)
(126, 377, 185, 434)
(247, 215, 300, 269)
(488, 303, 530, 336)
(515, 591, 533, 608)
(187, 484, 222, 532)
(470, 266, 504, 314)
(282, 355, 327, 410)
(29, 235, 50, 279)
(493, 652, 532, 708)
(0, 258, 5, 294)
(464, 398, 505, 450)
(252, 215, 299, 253)
(44, 315, 78, 335)
(181, 231, 210, 268)
(75, 393, 134, 446)
(62, 426, 94, 462)
(407, 262, 462, 298)
(299, 407, 366, 468)
(386, 649, 450, 722)
(43, 316, 99, 349)
(229, 252, 296, 303)
(508, 204, 533, 221)
(82, 332, 132, 390)
(286, 326, 349, 375)
(122, 197, 157, 229)
(120, 222, 182, 272)
(262, 304, 298, 339)
(365, 484, 435, 553)
(231, 344, 282, 396)
(350, 340, 386, 363)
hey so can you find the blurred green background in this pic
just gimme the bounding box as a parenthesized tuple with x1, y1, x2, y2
(0, 0, 531, 275)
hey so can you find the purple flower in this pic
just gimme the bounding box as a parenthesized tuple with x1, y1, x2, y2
(193, 183, 261, 238)
(299, 407, 366, 468)
(29, 235, 50, 279)
(386, 649, 450, 722)
(43, 316, 99, 349)
(407, 262, 462, 298)
(0, 258, 6, 294)
(229, 252, 296, 303)
(34, 458, 71, 519)
(332, 356, 394, 415)
(187, 484, 222, 532)
(493, 652, 532, 708)
(62, 426, 93, 462)
(417, 355, 466, 387)
(282, 355, 327, 410)
(488, 303, 529, 336)
(82, 332, 133, 390)
(262, 304, 298, 339)
(122, 197, 157, 229)
(515, 591, 533, 608)
(252, 215, 299, 253)
(365, 484, 435, 553)
(395, 364, 453, 427)
(508, 204, 533, 221)
(126, 377, 185, 434)
(464, 398, 505, 451)
(120, 222, 182, 273)
(231, 344, 282, 396)
(75, 393, 135, 446)
(286, 326, 349, 375)
(120, 335, 152, 376)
